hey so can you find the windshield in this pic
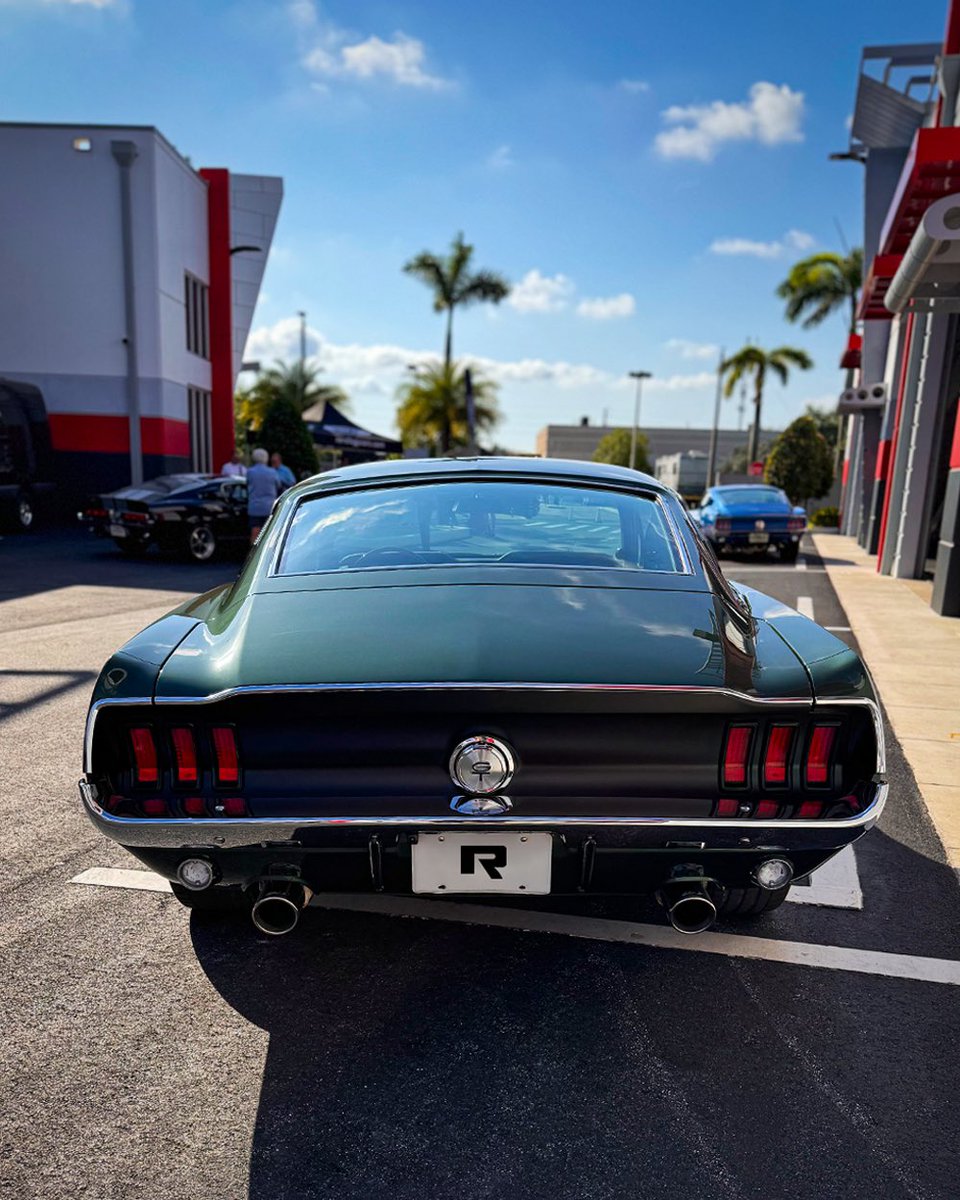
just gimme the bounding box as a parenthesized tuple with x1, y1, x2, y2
(716, 487, 788, 506)
(277, 481, 685, 574)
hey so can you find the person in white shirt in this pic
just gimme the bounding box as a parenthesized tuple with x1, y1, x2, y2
(221, 451, 247, 478)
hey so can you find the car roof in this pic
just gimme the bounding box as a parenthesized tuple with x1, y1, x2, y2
(291, 455, 667, 495)
(712, 484, 783, 492)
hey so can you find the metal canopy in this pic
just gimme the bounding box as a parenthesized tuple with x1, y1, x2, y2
(886, 192, 960, 313)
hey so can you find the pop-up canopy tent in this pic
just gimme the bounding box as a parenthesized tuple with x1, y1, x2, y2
(305, 401, 402, 465)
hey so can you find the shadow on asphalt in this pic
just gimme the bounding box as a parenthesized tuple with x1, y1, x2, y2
(0, 668, 97, 724)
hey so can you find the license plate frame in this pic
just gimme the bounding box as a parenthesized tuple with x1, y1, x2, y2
(748, 532, 769, 544)
(412, 831, 552, 895)
(109, 523, 128, 537)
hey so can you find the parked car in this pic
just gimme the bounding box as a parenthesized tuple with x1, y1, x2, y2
(80, 474, 249, 562)
(0, 378, 55, 531)
(79, 457, 885, 937)
(693, 484, 806, 561)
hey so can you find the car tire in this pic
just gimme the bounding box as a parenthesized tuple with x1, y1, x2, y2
(186, 523, 218, 563)
(2, 489, 36, 532)
(170, 882, 249, 912)
(718, 885, 790, 917)
(779, 542, 800, 564)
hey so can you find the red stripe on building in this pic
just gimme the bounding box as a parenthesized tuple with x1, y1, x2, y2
(841, 459, 849, 487)
(49, 414, 190, 458)
(200, 167, 235, 475)
(875, 313, 915, 568)
(950, 404, 960, 470)
(875, 438, 892, 481)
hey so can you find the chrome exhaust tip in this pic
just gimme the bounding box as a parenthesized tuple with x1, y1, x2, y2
(250, 881, 312, 936)
(666, 892, 718, 935)
(656, 866, 720, 935)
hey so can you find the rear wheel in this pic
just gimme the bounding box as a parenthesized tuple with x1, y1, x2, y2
(718, 885, 790, 917)
(170, 882, 249, 912)
(186, 523, 218, 563)
(2, 489, 35, 532)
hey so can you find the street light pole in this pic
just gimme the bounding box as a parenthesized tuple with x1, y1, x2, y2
(628, 371, 652, 471)
(706, 348, 725, 490)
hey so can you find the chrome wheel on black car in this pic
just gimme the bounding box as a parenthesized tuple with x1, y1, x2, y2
(187, 524, 217, 562)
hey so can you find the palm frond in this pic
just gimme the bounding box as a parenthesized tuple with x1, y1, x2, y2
(456, 270, 511, 306)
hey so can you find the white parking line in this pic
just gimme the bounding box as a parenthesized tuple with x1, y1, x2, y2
(69, 867, 960, 987)
(796, 556, 808, 570)
(786, 846, 862, 910)
(796, 595, 815, 620)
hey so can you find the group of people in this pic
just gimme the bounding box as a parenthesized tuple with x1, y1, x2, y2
(220, 449, 297, 543)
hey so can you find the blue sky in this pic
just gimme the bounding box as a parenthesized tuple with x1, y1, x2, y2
(0, 0, 946, 449)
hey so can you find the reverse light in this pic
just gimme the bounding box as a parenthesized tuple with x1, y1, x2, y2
(806, 725, 837, 786)
(130, 727, 158, 785)
(763, 725, 793, 786)
(177, 858, 215, 891)
(722, 725, 753, 787)
(754, 858, 793, 890)
(212, 727, 239, 786)
(171, 727, 198, 785)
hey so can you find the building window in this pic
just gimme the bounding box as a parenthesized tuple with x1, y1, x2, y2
(184, 272, 210, 359)
(188, 387, 212, 472)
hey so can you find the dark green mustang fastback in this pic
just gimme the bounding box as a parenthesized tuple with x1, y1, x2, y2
(80, 457, 885, 935)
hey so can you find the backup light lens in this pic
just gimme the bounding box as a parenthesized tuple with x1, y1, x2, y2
(171, 727, 198, 785)
(723, 726, 753, 787)
(130, 727, 158, 785)
(806, 725, 837, 786)
(212, 727, 239, 785)
(177, 858, 215, 891)
(754, 858, 793, 890)
(763, 725, 793, 786)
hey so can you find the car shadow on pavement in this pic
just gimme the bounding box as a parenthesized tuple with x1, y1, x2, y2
(0, 668, 96, 724)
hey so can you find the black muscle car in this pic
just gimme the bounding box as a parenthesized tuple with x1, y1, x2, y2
(80, 473, 249, 562)
(79, 457, 886, 937)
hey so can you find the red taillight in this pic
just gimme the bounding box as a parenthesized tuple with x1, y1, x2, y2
(715, 517, 731, 533)
(212, 727, 239, 785)
(722, 725, 753, 787)
(797, 800, 824, 819)
(755, 799, 779, 818)
(763, 725, 793, 786)
(716, 798, 740, 817)
(122, 510, 149, 524)
(806, 725, 837, 786)
(788, 516, 805, 532)
(171, 727, 198, 785)
(85, 506, 108, 519)
(142, 797, 167, 817)
(183, 796, 207, 816)
(129, 727, 158, 784)
(221, 796, 247, 817)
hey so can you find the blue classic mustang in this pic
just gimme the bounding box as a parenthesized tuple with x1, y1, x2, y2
(693, 485, 806, 562)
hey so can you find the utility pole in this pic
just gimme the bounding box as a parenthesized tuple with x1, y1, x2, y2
(706, 348, 725, 490)
(628, 370, 652, 471)
(297, 310, 307, 410)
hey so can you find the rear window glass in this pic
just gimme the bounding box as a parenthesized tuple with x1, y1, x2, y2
(715, 487, 788, 506)
(277, 481, 685, 574)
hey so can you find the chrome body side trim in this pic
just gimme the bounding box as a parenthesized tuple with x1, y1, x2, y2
(79, 781, 887, 851)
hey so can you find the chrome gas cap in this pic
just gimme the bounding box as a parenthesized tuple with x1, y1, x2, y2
(449, 735, 516, 794)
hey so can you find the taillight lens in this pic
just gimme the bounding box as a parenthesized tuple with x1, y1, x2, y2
(716, 798, 740, 817)
(142, 797, 167, 817)
(212, 727, 239, 785)
(221, 796, 247, 817)
(183, 796, 207, 817)
(755, 799, 779, 818)
(788, 516, 805, 532)
(806, 725, 837, 786)
(171, 727, 198, 785)
(723, 725, 753, 787)
(763, 725, 793, 786)
(797, 800, 824, 819)
(715, 517, 731, 533)
(130, 727, 158, 784)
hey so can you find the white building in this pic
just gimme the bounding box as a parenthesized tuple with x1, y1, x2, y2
(0, 122, 281, 499)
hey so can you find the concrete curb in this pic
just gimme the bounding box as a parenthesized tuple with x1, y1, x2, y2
(812, 532, 960, 868)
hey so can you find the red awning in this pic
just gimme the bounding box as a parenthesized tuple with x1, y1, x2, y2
(879, 127, 960, 257)
(858, 254, 901, 320)
(840, 331, 862, 370)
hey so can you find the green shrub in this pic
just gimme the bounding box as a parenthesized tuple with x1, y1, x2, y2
(810, 505, 840, 528)
(258, 397, 318, 480)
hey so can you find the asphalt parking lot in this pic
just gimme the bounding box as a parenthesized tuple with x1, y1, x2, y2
(1, 528, 959, 1199)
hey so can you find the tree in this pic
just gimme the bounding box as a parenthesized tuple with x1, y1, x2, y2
(764, 415, 834, 505)
(258, 397, 318, 480)
(721, 344, 813, 465)
(592, 428, 652, 474)
(804, 404, 840, 455)
(396, 360, 499, 454)
(776, 249, 863, 335)
(403, 232, 510, 368)
(235, 359, 348, 439)
(721, 441, 772, 475)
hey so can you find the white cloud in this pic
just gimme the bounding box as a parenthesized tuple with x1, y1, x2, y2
(487, 144, 514, 170)
(576, 293, 636, 320)
(666, 338, 719, 361)
(619, 79, 650, 94)
(655, 81, 804, 162)
(293, 1, 452, 91)
(708, 228, 816, 259)
(506, 269, 575, 314)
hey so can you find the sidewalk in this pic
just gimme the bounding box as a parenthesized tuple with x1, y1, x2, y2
(811, 532, 960, 869)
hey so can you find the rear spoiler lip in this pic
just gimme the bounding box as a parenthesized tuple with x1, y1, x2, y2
(84, 688, 883, 777)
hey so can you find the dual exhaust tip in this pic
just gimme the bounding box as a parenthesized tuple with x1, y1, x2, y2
(250, 880, 313, 936)
(656, 870, 721, 936)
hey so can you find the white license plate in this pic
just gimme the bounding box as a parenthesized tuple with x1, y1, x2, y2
(412, 831, 552, 895)
(748, 532, 769, 544)
(109, 523, 127, 537)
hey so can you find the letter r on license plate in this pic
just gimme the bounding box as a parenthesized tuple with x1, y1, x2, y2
(412, 831, 552, 894)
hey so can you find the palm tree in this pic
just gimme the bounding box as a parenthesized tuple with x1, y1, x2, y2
(396, 361, 499, 454)
(776, 249, 863, 335)
(403, 233, 510, 368)
(721, 345, 813, 464)
(235, 359, 348, 434)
